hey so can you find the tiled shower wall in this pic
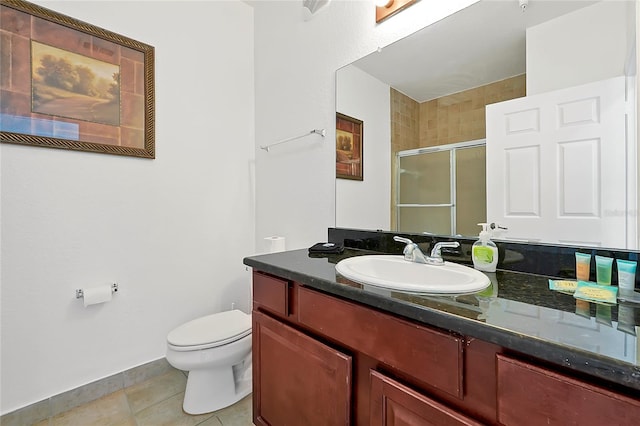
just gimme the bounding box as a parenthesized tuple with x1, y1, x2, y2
(389, 74, 526, 229)
(390, 89, 420, 227)
(419, 74, 526, 146)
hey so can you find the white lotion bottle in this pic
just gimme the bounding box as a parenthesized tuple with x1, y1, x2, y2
(472, 223, 498, 272)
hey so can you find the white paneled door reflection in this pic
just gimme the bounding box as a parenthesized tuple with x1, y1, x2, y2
(486, 76, 632, 248)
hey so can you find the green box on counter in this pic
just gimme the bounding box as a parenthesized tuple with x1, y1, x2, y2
(573, 281, 618, 305)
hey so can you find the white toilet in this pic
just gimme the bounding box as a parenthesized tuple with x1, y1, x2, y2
(166, 309, 252, 415)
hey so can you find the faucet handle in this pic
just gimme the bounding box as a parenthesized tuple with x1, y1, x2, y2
(394, 236, 420, 261)
(430, 241, 460, 259)
(393, 236, 414, 245)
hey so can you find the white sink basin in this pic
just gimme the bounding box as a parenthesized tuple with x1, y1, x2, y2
(335, 255, 490, 294)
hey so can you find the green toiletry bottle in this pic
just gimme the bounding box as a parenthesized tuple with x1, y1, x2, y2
(472, 223, 498, 273)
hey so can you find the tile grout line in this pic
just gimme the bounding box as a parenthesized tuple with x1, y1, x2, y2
(122, 382, 137, 426)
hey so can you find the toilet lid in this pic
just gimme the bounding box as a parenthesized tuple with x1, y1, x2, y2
(167, 310, 251, 348)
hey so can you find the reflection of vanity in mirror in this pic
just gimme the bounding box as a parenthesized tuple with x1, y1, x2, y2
(336, 0, 637, 250)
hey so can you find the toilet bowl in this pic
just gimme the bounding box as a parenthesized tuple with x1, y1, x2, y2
(166, 309, 252, 415)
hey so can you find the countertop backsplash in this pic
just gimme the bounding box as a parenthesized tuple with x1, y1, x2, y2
(328, 227, 640, 291)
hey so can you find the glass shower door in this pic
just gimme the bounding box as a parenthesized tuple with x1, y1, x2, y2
(396, 141, 486, 236)
(455, 145, 486, 236)
(397, 150, 453, 235)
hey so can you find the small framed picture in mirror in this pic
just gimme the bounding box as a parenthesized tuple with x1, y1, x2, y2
(336, 113, 363, 180)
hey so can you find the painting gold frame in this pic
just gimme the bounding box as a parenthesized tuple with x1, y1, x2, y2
(0, 0, 155, 158)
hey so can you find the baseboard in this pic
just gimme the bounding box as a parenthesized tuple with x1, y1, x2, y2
(0, 357, 176, 425)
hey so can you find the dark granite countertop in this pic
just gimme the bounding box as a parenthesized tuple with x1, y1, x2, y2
(244, 248, 640, 393)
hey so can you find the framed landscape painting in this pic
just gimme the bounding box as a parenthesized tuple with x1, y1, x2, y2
(0, 0, 155, 158)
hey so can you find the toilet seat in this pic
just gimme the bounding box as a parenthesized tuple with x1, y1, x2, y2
(167, 309, 251, 352)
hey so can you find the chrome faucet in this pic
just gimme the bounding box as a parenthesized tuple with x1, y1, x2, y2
(393, 236, 429, 264)
(393, 236, 460, 266)
(429, 241, 461, 264)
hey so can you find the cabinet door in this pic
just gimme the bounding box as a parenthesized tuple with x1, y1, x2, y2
(369, 371, 483, 426)
(497, 354, 640, 426)
(253, 310, 352, 426)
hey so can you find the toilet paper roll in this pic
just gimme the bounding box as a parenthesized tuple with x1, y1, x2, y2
(82, 285, 113, 307)
(264, 236, 286, 253)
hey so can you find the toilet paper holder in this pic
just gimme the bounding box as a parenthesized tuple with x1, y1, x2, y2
(76, 283, 118, 299)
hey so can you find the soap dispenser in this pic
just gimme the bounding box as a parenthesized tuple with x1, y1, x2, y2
(472, 223, 498, 272)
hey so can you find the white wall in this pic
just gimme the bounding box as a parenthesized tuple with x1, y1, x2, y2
(527, 0, 632, 95)
(336, 64, 390, 229)
(1, 0, 481, 414)
(0, 0, 255, 414)
(252, 0, 479, 250)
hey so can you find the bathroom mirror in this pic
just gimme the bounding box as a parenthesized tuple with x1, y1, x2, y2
(335, 0, 637, 249)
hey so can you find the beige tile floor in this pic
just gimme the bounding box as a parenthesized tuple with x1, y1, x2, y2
(32, 369, 253, 426)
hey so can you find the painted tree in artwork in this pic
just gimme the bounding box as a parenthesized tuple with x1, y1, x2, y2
(108, 72, 120, 102)
(37, 54, 77, 92)
(35, 55, 118, 101)
(73, 65, 98, 97)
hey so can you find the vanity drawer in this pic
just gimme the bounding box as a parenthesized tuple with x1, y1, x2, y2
(370, 370, 483, 426)
(253, 272, 290, 317)
(297, 286, 464, 398)
(497, 354, 640, 425)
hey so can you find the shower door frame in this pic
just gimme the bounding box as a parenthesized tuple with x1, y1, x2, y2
(395, 139, 486, 235)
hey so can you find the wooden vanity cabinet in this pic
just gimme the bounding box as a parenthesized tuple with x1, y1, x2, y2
(251, 271, 494, 425)
(251, 271, 640, 426)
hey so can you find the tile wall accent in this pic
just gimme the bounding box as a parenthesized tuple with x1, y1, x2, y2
(419, 74, 526, 147)
(389, 74, 526, 229)
(0, 358, 174, 425)
(390, 88, 420, 228)
(390, 88, 420, 153)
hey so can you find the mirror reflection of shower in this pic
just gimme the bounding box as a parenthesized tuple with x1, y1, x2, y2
(398, 168, 422, 179)
(335, 0, 637, 249)
(396, 140, 486, 236)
